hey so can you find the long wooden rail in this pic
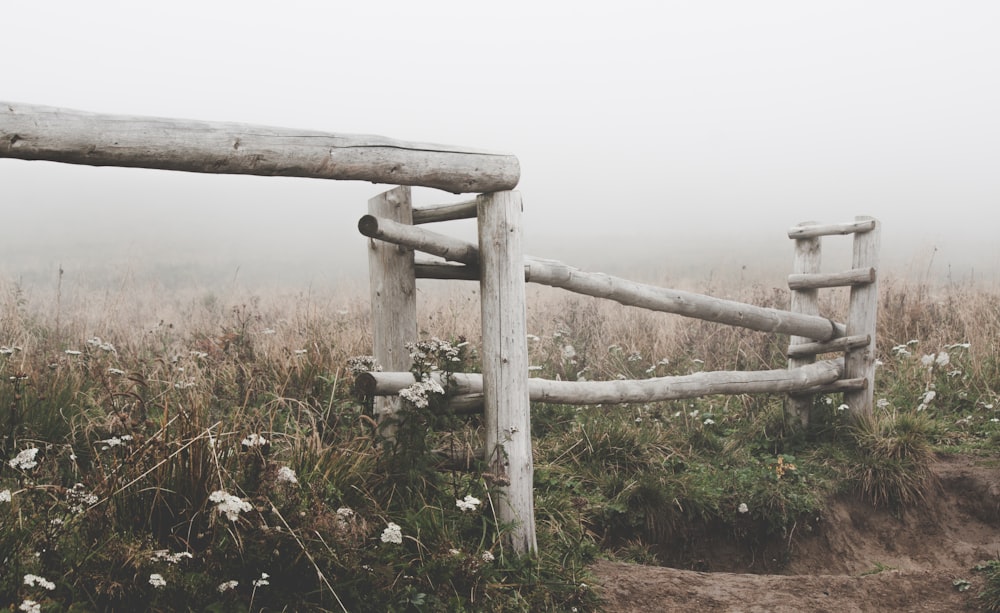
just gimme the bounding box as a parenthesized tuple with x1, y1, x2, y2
(0, 102, 520, 194)
(358, 213, 845, 342)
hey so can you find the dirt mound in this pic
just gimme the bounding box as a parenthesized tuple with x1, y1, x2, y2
(591, 454, 1000, 612)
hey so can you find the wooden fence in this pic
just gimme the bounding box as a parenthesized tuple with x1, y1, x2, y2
(357, 184, 879, 555)
(1, 101, 879, 557)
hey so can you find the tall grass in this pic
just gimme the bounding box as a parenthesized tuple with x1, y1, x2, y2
(2, 271, 1000, 610)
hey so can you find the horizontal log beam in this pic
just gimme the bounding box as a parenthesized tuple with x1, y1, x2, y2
(414, 258, 480, 280)
(358, 214, 480, 265)
(357, 359, 844, 405)
(789, 377, 867, 396)
(524, 257, 845, 341)
(787, 334, 871, 358)
(360, 215, 846, 341)
(0, 101, 519, 194)
(788, 219, 877, 239)
(788, 268, 876, 290)
(412, 199, 478, 224)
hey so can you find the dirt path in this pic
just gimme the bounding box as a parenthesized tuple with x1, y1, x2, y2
(591, 454, 1000, 612)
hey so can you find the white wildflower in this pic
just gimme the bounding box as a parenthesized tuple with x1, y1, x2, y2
(209, 490, 252, 521)
(23, 574, 56, 590)
(936, 352, 950, 367)
(398, 378, 445, 409)
(561, 344, 577, 360)
(151, 550, 193, 564)
(241, 433, 269, 448)
(703, 418, 715, 425)
(0, 489, 11, 502)
(481, 551, 495, 563)
(276, 466, 298, 484)
(294, 349, 307, 355)
(64, 350, 82, 356)
(837, 404, 849, 412)
(19, 600, 40, 613)
(253, 572, 270, 587)
(456, 495, 482, 512)
(148, 573, 166, 589)
(218, 580, 239, 593)
(922, 390, 937, 404)
(9, 447, 39, 470)
(689, 409, 699, 419)
(449, 548, 461, 556)
(891, 344, 911, 356)
(107, 368, 126, 375)
(381, 522, 403, 544)
(738, 503, 749, 514)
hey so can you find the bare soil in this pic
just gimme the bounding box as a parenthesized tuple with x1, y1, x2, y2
(591, 453, 1000, 612)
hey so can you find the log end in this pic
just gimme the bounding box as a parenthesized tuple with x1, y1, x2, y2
(357, 214, 379, 237)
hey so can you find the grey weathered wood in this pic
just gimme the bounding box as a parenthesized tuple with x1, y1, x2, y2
(414, 259, 480, 280)
(786, 334, 871, 358)
(523, 257, 844, 341)
(357, 217, 845, 341)
(358, 215, 480, 266)
(787, 219, 877, 239)
(790, 377, 867, 396)
(0, 101, 520, 194)
(786, 224, 822, 429)
(787, 267, 875, 290)
(478, 191, 536, 555)
(367, 187, 417, 440)
(357, 359, 845, 404)
(844, 216, 880, 418)
(412, 198, 478, 224)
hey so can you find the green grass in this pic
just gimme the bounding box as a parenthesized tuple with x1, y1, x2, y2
(2, 275, 1000, 611)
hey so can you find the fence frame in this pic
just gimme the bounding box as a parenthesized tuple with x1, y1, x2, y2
(1, 101, 880, 558)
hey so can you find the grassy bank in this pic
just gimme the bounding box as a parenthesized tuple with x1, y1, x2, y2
(2, 274, 1000, 611)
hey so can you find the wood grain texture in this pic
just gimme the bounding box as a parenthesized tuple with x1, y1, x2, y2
(367, 186, 416, 440)
(0, 101, 519, 193)
(357, 359, 845, 405)
(477, 191, 536, 555)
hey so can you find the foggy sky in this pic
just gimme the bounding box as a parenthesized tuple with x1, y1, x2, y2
(3, 1, 999, 289)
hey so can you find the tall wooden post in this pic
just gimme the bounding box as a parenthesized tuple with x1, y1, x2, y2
(844, 216, 880, 418)
(786, 222, 822, 429)
(367, 186, 417, 440)
(478, 190, 536, 555)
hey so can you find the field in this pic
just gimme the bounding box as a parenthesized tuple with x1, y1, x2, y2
(2, 270, 1000, 611)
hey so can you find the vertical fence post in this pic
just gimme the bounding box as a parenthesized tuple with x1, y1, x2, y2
(845, 216, 880, 419)
(477, 190, 536, 556)
(786, 222, 822, 429)
(367, 186, 417, 441)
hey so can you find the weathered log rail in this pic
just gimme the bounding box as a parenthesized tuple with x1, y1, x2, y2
(358, 359, 845, 408)
(358, 213, 846, 342)
(0, 102, 519, 193)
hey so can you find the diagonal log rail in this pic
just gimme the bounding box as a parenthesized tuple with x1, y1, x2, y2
(356, 359, 844, 405)
(0, 101, 520, 194)
(358, 214, 846, 341)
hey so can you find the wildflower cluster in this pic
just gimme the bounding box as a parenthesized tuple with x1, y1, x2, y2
(398, 377, 445, 409)
(347, 355, 382, 376)
(380, 521, 403, 544)
(8, 448, 39, 470)
(209, 490, 253, 522)
(406, 337, 468, 374)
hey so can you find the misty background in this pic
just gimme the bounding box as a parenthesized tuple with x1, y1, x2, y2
(3, 1, 999, 294)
